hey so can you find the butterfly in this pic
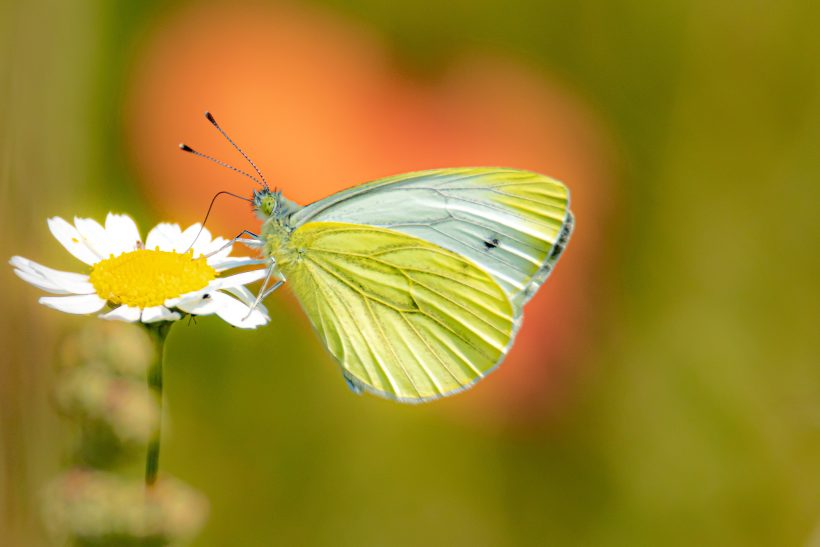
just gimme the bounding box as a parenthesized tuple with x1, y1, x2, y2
(182, 113, 573, 403)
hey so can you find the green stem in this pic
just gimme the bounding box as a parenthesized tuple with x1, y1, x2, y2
(144, 321, 172, 487)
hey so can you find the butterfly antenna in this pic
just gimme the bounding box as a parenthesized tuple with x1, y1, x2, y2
(204, 111, 270, 190)
(184, 190, 253, 253)
(178, 143, 264, 187)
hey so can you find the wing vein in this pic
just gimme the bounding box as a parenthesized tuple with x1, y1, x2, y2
(401, 313, 482, 380)
(304, 262, 385, 391)
(364, 297, 422, 398)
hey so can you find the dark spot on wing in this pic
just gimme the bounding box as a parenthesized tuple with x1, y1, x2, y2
(548, 216, 573, 260)
(483, 237, 499, 250)
(343, 372, 364, 395)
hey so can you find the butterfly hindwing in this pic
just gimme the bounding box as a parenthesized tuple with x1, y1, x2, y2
(291, 168, 573, 311)
(278, 221, 518, 402)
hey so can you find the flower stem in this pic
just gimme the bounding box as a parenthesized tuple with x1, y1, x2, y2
(144, 321, 172, 487)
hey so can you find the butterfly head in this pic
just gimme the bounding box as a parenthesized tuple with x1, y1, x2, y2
(252, 188, 278, 218)
(252, 188, 301, 222)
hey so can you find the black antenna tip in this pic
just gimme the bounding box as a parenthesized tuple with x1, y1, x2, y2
(204, 111, 216, 125)
(179, 143, 194, 152)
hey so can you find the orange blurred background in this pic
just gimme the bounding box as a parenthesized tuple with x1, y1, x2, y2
(3, 0, 819, 545)
(126, 2, 615, 424)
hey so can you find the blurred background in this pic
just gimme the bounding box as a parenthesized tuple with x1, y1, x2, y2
(1, 0, 819, 545)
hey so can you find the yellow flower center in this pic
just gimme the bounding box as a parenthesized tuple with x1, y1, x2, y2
(89, 249, 216, 308)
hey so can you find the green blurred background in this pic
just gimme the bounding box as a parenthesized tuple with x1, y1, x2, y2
(2, 0, 819, 546)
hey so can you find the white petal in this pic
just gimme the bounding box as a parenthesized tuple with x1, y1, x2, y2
(194, 225, 213, 244)
(168, 268, 267, 309)
(204, 236, 233, 261)
(14, 269, 68, 294)
(15, 270, 79, 295)
(211, 292, 269, 329)
(9, 256, 89, 284)
(213, 269, 268, 289)
(145, 222, 182, 252)
(47, 217, 102, 265)
(99, 305, 141, 322)
(173, 224, 201, 254)
(174, 291, 220, 315)
(209, 256, 268, 271)
(39, 294, 106, 314)
(10, 256, 94, 294)
(186, 225, 213, 257)
(164, 284, 211, 308)
(74, 217, 113, 258)
(141, 306, 181, 323)
(223, 286, 268, 315)
(222, 285, 256, 306)
(105, 214, 142, 255)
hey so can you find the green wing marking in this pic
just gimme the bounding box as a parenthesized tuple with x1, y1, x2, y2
(279, 221, 518, 402)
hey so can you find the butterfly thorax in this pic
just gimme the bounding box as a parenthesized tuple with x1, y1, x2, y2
(253, 189, 302, 267)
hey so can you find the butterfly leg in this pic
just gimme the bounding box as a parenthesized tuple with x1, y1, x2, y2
(205, 230, 263, 258)
(242, 259, 284, 320)
(259, 279, 284, 301)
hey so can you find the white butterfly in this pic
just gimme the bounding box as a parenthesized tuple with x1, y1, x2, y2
(183, 114, 573, 403)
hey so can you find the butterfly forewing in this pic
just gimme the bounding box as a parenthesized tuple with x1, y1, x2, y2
(278, 222, 517, 402)
(291, 168, 573, 311)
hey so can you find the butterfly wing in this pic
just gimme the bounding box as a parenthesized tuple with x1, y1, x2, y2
(278, 221, 518, 402)
(290, 168, 573, 312)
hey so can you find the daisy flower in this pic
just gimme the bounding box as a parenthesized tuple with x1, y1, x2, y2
(10, 213, 269, 328)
